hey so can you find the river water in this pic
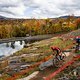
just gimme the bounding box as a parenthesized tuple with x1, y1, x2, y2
(0, 41, 25, 56)
(0, 35, 54, 57)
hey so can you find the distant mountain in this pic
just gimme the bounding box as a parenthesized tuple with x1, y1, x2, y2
(75, 16, 80, 18)
(0, 15, 18, 20)
(0, 15, 8, 19)
(0, 15, 80, 20)
(59, 15, 80, 18)
(0, 55, 5, 58)
(0, 15, 26, 20)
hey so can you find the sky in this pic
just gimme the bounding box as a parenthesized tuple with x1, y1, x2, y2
(0, 0, 80, 18)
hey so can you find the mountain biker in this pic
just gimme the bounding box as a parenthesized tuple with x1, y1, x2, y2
(51, 46, 62, 60)
(75, 36, 80, 45)
(75, 36, 80, 52)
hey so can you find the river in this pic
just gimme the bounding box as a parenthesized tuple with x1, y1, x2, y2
(0, 34, 55, 57)
(0, 41, 25, 56)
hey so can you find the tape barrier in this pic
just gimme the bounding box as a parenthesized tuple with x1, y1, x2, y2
(44, 55, 80, 80)
(6, 42, 74, 80)
(6, 33, 77, 80)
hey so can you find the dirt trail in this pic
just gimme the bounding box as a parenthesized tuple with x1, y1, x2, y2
(7, 29, 80, 80)
(30, 49, 76, 80)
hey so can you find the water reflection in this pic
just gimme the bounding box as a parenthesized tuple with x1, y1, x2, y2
(0, 41, 25, 56)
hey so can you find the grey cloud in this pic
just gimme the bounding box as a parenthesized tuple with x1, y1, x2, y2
(0, 5, 18, 8)
(0, 9, 16, 15)
(0, 0, 80, 18)
(0, 0, 25, 17)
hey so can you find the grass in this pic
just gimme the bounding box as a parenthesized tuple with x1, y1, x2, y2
(0, 74, 10, 80)
(53, 57, 80, 80)
(76, 51, 80, 54)
(11, 38, 73, 63)
(17, 67, 39, 79)
(14, 38, 74, 79)
(1, 29, 80, 80)
(0, 38, 74, 80)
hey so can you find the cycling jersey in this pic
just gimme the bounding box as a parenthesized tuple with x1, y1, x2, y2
(51, 46, 61, 54)
(75, 36, 80, 44)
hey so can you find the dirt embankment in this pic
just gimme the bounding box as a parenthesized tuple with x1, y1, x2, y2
(10, 29, 80, 63)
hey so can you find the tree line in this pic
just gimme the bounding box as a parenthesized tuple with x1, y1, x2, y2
(0, 16, 80, 39)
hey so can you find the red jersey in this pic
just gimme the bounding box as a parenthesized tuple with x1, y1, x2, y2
(51, 46, 61, 53)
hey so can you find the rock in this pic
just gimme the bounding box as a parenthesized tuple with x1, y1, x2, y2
(39, 59, 53, 70)
(18, 71, 39, 80)
(0, 74, 2, 77)
(24, 43, 33, 48)
(30, 47, 38, 51)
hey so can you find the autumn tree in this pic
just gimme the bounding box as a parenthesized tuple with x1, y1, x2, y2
(75, 18, 80, 29)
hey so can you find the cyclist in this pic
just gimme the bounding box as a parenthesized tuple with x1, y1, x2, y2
(75, 36, 80, 52)
(51, 46, 63, 60)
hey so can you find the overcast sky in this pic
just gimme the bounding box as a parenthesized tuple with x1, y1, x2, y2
(0, 0, 80, 18)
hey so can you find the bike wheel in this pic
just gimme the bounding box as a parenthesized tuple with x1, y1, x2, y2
(53, 58, 61, 67)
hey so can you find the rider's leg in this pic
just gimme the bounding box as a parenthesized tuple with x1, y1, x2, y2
(56, 54, 62, 60)
(75, 44, 79, 52)
(59, 53, 63, 60)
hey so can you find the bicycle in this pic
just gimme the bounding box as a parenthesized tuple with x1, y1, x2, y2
(51, 47, 66, 68)
(39, 47, 66, 70)
(74, 36, 80, 53)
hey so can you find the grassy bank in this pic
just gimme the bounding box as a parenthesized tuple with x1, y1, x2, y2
(11, 37, 73, 63)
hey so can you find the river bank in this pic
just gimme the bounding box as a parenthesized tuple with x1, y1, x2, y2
(0, 29, 80, 80)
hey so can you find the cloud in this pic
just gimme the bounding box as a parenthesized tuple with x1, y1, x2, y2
(0, 0, 80, 18)
(0, 0, 26, 18)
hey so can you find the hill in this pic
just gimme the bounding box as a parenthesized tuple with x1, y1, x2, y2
(59, 15, 80, 18)
(0, 15, 7, 20)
